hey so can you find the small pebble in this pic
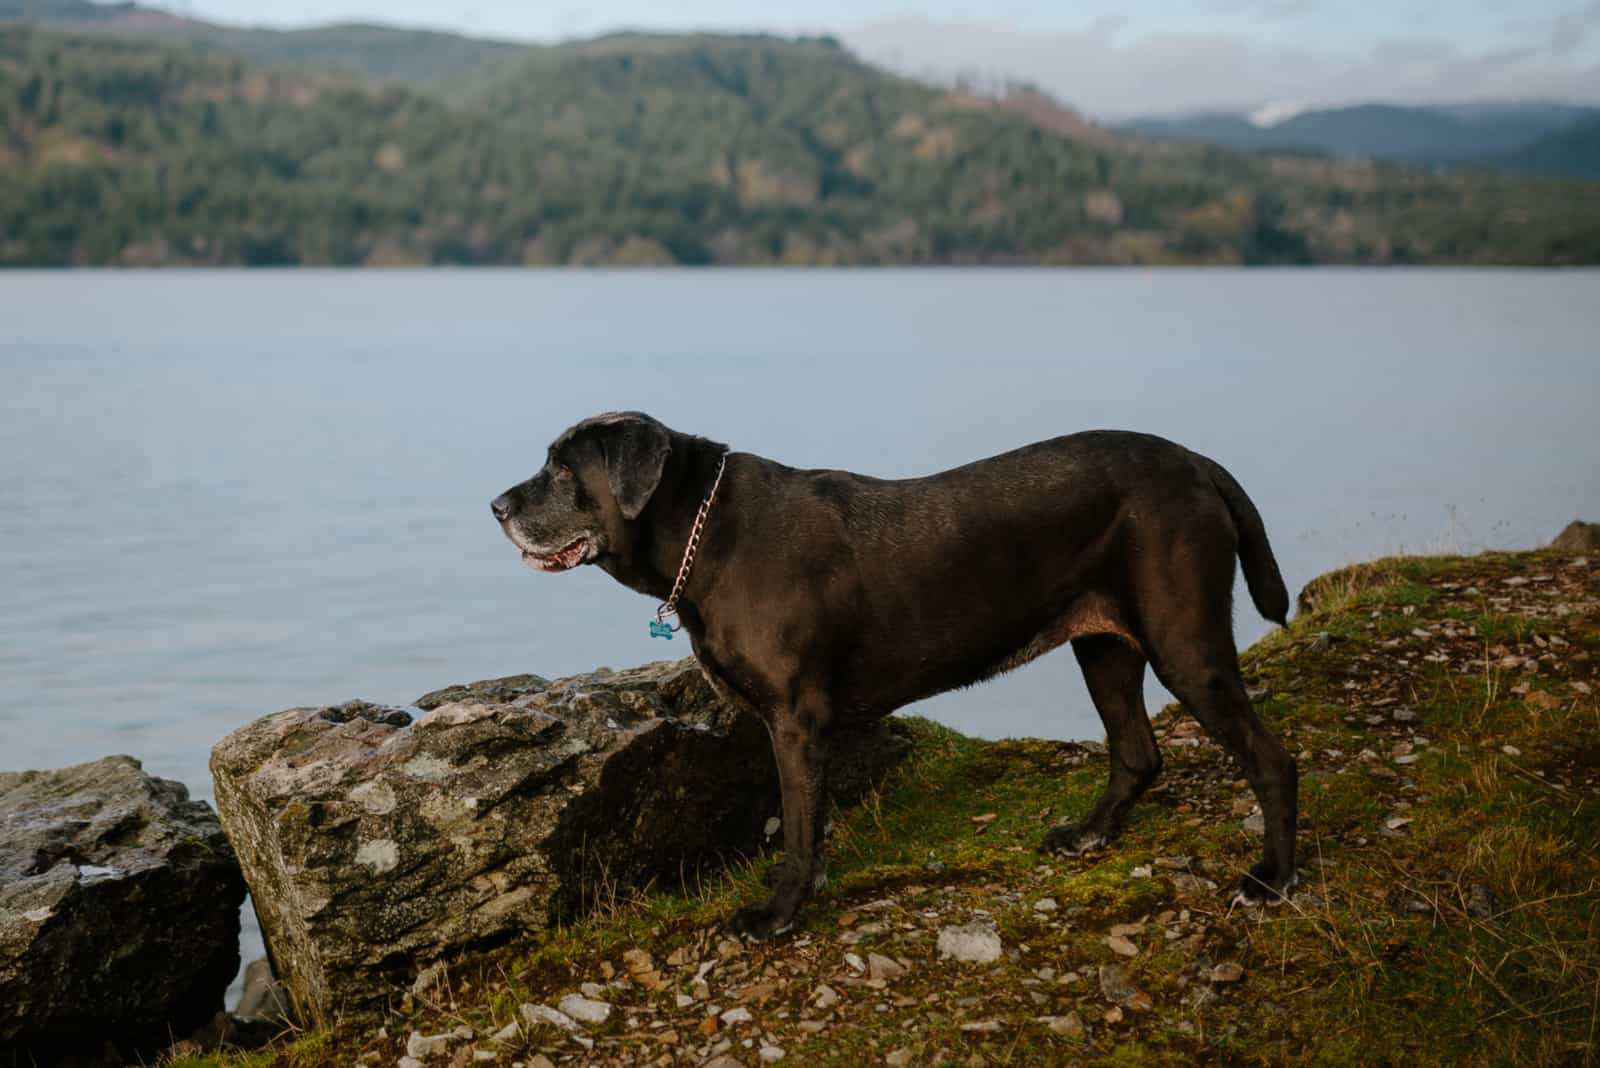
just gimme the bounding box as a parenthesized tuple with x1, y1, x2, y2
(1104, 934, 1139, 958)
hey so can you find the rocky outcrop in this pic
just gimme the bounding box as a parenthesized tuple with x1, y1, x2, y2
(211, 659, 909, 1026)
(0, 756, 246, 1057)
(1551, 520, 1600, 551)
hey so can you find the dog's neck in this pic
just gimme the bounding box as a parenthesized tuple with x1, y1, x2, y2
(598, 432, 732, 608)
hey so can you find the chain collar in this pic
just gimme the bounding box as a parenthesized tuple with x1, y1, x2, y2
(652, 451, 729, 636)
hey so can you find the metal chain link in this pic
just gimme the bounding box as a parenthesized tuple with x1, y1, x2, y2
(656, 451, 729, 630)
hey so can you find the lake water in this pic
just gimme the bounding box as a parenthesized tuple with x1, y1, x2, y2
(3, 268, 1597, 984)
(6, 266, 1600, 779)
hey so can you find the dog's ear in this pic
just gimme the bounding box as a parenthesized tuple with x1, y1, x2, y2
(599, 415, 672, 520)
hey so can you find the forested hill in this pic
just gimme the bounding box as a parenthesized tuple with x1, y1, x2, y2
(1502, 114, 1600, 181)
(2, 25, 1599, 267)
(0, 0, 526, 87)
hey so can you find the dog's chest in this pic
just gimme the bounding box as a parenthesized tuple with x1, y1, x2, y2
(688, 635, 768, 718)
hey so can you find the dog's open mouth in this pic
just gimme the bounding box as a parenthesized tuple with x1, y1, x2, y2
(522, 537, 590, 573)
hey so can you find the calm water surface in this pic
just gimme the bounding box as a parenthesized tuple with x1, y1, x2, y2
(5, 268, 1598, 787)
(3, 269, 1597, 975)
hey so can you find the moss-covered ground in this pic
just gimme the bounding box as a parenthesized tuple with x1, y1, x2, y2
(171, 550, 1599, 1067)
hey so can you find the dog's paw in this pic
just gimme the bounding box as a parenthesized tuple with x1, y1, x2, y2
(722, 902, 796, 942)
(1230, 864, 1299, 907)
(1039, 823, 1108, 856)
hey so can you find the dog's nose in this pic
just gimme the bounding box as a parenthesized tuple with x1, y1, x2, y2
(491, 494, 514, 522)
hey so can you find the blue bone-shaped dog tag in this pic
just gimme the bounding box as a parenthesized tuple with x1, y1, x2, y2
(649, 620, 674, 639)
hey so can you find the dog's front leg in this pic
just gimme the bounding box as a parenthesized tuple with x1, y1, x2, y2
(725, 699, 828, 940)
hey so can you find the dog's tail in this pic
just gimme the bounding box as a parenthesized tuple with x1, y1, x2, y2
(1203, 457, 1290, 626)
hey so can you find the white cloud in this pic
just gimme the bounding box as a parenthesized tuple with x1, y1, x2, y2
(1249, 100, 1310, 126)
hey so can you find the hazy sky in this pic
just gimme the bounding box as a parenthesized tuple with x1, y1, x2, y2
(159, 0, 1600, 117)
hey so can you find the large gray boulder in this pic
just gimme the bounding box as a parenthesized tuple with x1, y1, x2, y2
(1550, 520, 1600, 551)
(0, 756, 246, 1056)
(211, 659, 908, 1026)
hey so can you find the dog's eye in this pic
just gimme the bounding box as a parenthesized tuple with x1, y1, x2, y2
(555, 464, 573, 480)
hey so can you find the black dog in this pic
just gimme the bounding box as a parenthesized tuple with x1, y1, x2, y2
(492, 412, 1296, 938)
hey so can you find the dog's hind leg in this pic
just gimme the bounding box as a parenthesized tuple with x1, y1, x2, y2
(1042, 634, 1160, 855)
(1144, 603, 1298, 902)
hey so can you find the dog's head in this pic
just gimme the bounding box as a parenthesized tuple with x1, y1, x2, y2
(491, 411, 672, 573)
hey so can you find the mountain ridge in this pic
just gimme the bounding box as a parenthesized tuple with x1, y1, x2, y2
(2, 16, 1599, 266)
(0, 0, 529, 87)
(1120, 101, 1600, 178)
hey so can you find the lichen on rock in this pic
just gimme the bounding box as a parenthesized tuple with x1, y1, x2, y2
(210, 658, 908, 1026)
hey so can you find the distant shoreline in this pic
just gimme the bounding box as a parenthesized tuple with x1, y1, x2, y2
(4, 26, 1598, 270)
(5, 263, 1600, 272)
